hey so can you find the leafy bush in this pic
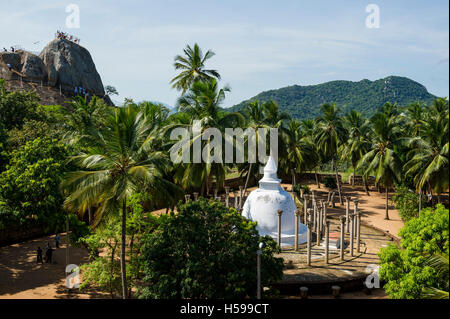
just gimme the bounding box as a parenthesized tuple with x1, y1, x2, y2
(139, 198, 284, 299)
(323, 176, 337, 190)
(0, 137, 74, 231)
(393, 185, 426, 222)
(67, 213, 91, 245)
(379, 204, 449, 299)
(293, 184, 310, 196)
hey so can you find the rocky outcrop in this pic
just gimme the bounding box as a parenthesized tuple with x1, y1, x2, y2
(1, 38, 107, 99)
(39, 39, 105, 96)
(0, 51, 46, 82)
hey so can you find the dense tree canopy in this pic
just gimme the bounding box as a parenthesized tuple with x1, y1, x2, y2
(379, 204, 449, 299)
(139, 198, 284, 299)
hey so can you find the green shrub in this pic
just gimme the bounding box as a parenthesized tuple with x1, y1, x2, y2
(139, 198, 284, 299)
(293, 184, 310, 196)
(393, 186, 426, 222)
(379, 204, 449, 299)
(323, 176, 337, 190)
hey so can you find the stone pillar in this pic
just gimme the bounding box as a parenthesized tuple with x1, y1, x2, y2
(225, 187, 230, 207)
(300, 287, 308, 299)
(322, 202, 327, 233)
(339, 216, 345, 261)
(306, 221, 312, 266)
(234, 190, 238, 209)
(214, 188, 218, 199)
(184, 194, 191, 203)
(277, 210, 283, 248)
(239, 186, 244, 209)
(327, 191, 331, 203)
(356, 211, 361, 253)
(307, 208, 313, 224)
(345, 196, 351, 233)
(312, 201, 317, 232)
(319, 201, 324, 232)
(193, 192, 199, 201)
(349, 214, 354, 257)
(331, 192, 336, 208)
(353, 200, 359, 236)
(311, 190, 316, 203)
(316, 207, 322, 246)
(294, 210, 300, 251)
(303, 194, 309, 224)
(324, 220, 330, 264)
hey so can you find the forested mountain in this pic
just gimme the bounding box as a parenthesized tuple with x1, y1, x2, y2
(228, 76, 437, 119)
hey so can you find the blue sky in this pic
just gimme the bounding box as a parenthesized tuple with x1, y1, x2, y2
(0, 0, 448, 107)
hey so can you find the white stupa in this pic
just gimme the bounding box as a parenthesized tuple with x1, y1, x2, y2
(242, 155, 307, 246)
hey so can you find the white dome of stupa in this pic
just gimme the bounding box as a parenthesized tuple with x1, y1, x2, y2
(242, 155, 307, 246)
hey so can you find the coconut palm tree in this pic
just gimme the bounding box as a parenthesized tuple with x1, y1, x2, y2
(62, 106, 178, 298)
(280, 119, 318, 188)
(421, 252, 449, 299)
(300, 119, 321, 188)
(240, 101, 268, 194)
(404, 99, 449, 201)
(404, 101, 425, 137)
(340, 111, 371, 189)
(315, 103, 346, 204)
(170, 43, 221, 95)
(358, 111, 402, 219)
(174, 79, 244, 194)
(64, 95, 110, 145)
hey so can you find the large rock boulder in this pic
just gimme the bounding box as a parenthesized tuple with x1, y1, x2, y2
(20, 52, 48, 81)
(0, 51, 47, 82)
(39, 39, 105, 96)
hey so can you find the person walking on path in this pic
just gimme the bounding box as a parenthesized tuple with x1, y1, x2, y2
(36, 247, 43, 264)
(55, 234, 60, 248)
(45, 243, 53, 264)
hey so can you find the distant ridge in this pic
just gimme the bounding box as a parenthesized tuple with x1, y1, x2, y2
(228, 76, 437, 119)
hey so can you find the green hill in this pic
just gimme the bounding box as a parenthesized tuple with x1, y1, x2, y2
(228, 76, 437, 119)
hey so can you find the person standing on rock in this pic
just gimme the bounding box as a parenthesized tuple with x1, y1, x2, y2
(6, 63, 12, 71)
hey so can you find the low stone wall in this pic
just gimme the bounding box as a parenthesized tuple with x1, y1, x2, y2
(349, 175, 376, 186)
(281, 173, 343, 184)
(0, 225, 48, 247)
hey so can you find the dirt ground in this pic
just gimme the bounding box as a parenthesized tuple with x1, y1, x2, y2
(0, 233, 107, 299)
(0, 183, 403, 299)
(306, 183, 403, 238)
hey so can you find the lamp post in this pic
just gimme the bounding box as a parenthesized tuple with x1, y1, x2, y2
(294, 210, 300, 251)
(257, 242, 264, 299)
(277, 210, 283, 248)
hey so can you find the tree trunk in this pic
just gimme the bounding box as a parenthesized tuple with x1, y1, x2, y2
(110, 246, 116, 298)
(385, 185, 390, 220)
(418, 190, 422, 213)
(88, 207, 92, 225)
(291, 169, 296, 191)
(314, 168, 320, 188)
(243, 162, 253, 195)
(363, 175, 370, 196)
(430, 186, 434, 207)
(128, 233, 134, 298)
(332, 157, 343, 205)
(352, 166, 355, 187)
(120, 199, 128, 299)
